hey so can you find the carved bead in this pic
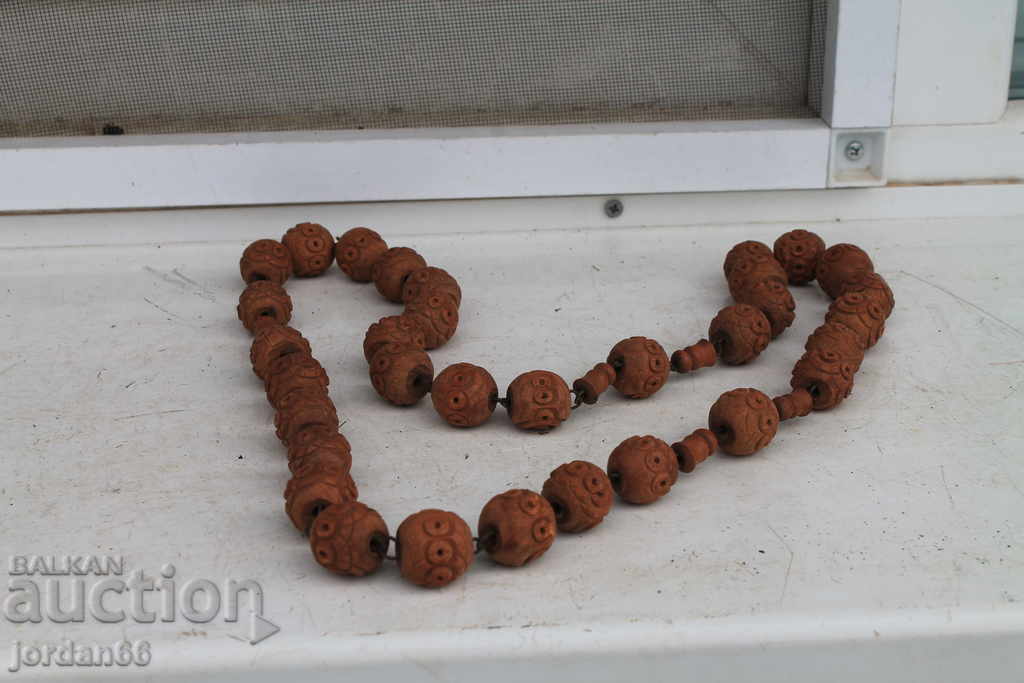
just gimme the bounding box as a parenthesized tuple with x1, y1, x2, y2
(825, 291, 886, 349)
(404, 295, 459, 349)
(371, 247, 427, 303)
(506, 371, 572, 432)
(733, 279, 796, 338)
(368, 343, 433, 406)
(707, 388, 779, 456)
(363, 315, 426, 363)
(264, 352, 329, 408)
(250, 324, 311, 380)
(724, 240, 774, 277)
(284, 456, 358, 533)
(541, 461, 613, 533)
(572, 363, 617, 404)
(281, 222, 335, 277)
(431, 363, 498, 427)
(274, 390, 339, 445)
(773, 229, 826, 285)
(607, 435, 679, 504)
(607, 336, 670, 399)
(335, 227, 388, 282)
(773, 389, 813, 421)
(671, 428, 718, 473)
(816, 243, 874, 299)
(726, 254, 788, 298)
(805, 322, 865, 371)
(310, 501, 389, 577)
(791, 348, 858, 411)
(239, 238, 292, 285)
(708, 304, 771, 365)
(286, 426, 352, 475)
(396, 509, 474, 588)
(671, 339, 717, 373)
(839, 271, 895, 319)
(478, 489, 557, 567)
(237, 280, 292, 333)
(402, 266, 462, 307)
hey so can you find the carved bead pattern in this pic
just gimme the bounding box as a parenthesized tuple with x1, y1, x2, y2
(368, 343, 434, 406)
(816, 243, 874, 299)
(363, 315, 427, 363)
(726, 254, 788, 298)
(572, 363, 617, 404)
(310, 501, 389, 577)
(825, 291, 886, 349)
(239, 238, 292, 285)
(790, 348, 858, 411)
(506, 370, 572, 432)
(286, 428, 352, 475)
(707, 388, 779, 456)
(403, 295, 459, 349)
(250, 325, 311, 380)
(607, 336, 670, 399)
(264, 352, 329, 408)
(541, 461, 613, 533)
(281, 222, 335, 277)
(430, 363, 498, 427)
(708, 304, 771, 365)
(671, 428, 718, 473)
(607, 435, 679, 504)
(804, 322, 865, 372)
(733, 279, 796, 338)
(335, 227, 388, 282)
(396, 509, 475, 588)
(724, 241, 774, 278)
(478, 489, 557, 567)
(670, 339, 717, 373)
(773, 388, 813, 421)
(401, 266, 462, 307)
(285, 458, 358, 533)
(773, 229, 826, 285)
(274, 390, 339, 445)
(237, 280, 292, 332)
(838, 271, 894, 319)
(371, 247, 427, 303)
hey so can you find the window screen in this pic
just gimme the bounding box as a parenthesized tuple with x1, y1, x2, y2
(1, 0, 827, 137)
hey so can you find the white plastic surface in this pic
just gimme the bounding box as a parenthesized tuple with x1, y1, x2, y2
(1, 186, 1023, 681)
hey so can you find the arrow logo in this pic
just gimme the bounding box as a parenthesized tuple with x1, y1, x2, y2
(249, 612, 280, 645)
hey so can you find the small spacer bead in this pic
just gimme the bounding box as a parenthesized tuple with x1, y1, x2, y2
(773, 388, 813, 421)
(571, 362, 617, 405)
(670, 339, 717, 373)
(671, 428, 718, 473)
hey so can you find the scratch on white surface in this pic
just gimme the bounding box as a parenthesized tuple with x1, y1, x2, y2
(989, 360, 1024, 366)
(113, 408, 190, 421)
(143, 296, 184, 320)
(766, 524, 794, 608)
(144, 265, 217, 302)
(940, 464, 956, 509)
(0, 360, 25, 377)
(900, 270, 1024, 338)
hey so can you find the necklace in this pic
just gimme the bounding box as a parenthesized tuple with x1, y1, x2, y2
(236, 224, 893, 588)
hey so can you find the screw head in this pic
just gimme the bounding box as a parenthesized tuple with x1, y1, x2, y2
(844, 140, 865, 161)
(604, 198, 623, 218)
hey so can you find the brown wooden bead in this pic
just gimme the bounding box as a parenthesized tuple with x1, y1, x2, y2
(404, 295, 459, 349)
(396, 509, 475, 588)
(671, 339, 717, 373)
(284, 456, 358, 533)
(286, 426, 352, 475)
(724, 240, 774, 277)
(239, 238, 292, 285)
(335, 227, 388, 282)
(708, 388, 779, 456)
(671, 428, 718, 473)
(816, 243, 874, 299)
(237, 280, 292, 333)
(402, 266, 462, 307)
(790, 348, 858, 411)
(607, 435, 679, 504)
(838, 270, 894, 319)
(281, 222, 335, 277)
(733, 279, 796, 338)
(264, 352, 329, 408)
(825, 291, 886, 349)
(804, 322, 866, 371)
(773, 229, 826, 285)
(607, 336, 670, 399)
(506, 370, 572, 432)
(310, 501, 389, 577)
(542, 461, 613, 532)
(572, 363, 617, 404)
(708, 304, 771, 365)
(773, 388, 813, 421)
(431, 363, 498, 427)
(368, 343, 433, 406)
(478, 489, 557, 567)
(726, 254, 788, 298)
(274, 390, 339, 445)
(250, 324, 311, 380)
(363, 315, 426, 363)
(371, 247, 427, 303)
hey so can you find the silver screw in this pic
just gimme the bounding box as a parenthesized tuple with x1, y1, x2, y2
(844, 140, 865, 161)
(604, 198, 623, 218)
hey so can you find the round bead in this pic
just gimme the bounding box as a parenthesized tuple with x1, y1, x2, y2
(708, 304, 771, 365)
(431, 363, 498, 427)
(402, 266, 462, 307)
(733, 279, 796, 338)
(838, 271, 894, 319)
(250, 325, 311, 380)
(396, 509, 475, 588)
(816, 243, 874, 299)
(274, 390, 339, 445)
(607, 435, 679, 504)
(335, 227, 388, 282)
(724, 240, 774, 277)
(726, 254, 789, 298)
(264, 352, 329, 408)
(572, 362, 617, 404)
(671, 428, 718, 473)
(239, 238, 292, 285)
(281, 222, 335, 277)
(368, 343, 434, 406)
(606, 336, 670, 399)
(371, 247, 427, 303)
(791, 348, 858, 411)
(805, 322, 865, 371)
(477, 489, 557, 567)
(404, 295, 459, 349)
(284, 456, 358, 533)
(237, 280, 292, 333)
(363, 315, 426, 363)
(286, 426, 352, 475)
(707, 388, 779, 456)
(506, 370, 572, 432)
(825, 291, 886, 349)
(773, 229, 826, 285)
(541, 461, 614, 533)
(310, 501, 389, 577)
